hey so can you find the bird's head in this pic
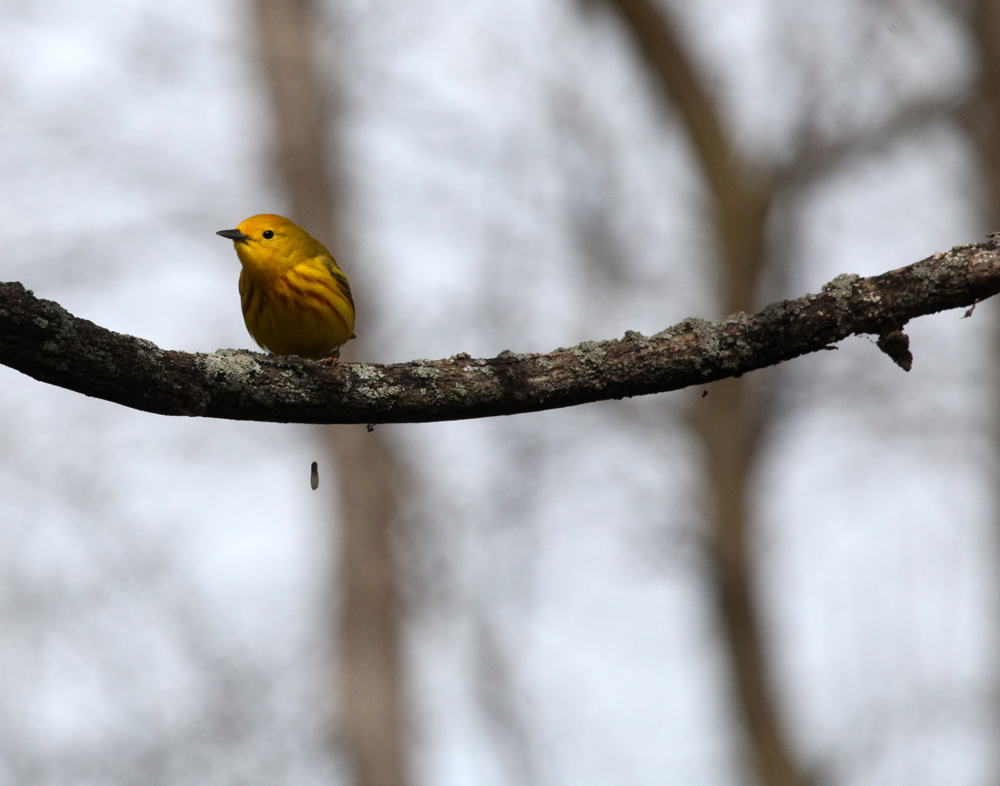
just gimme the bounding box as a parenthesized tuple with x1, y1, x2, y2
(216, 214, 328, 269)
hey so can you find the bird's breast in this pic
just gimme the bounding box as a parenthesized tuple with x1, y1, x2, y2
(238, 261, 355, 358)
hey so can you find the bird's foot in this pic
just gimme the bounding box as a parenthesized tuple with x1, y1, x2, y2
(320, 348, 342, 366)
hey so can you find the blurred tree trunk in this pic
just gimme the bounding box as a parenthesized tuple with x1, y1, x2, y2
(959, 2, 1000, 782)
(250, 2, 409, 786)
(600, 1, 803, 784)
(963, 0, 1000, 216)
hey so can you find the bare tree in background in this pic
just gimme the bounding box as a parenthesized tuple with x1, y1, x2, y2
(597, 1, 962, 783)
(250, 2, 409, 785)
(598, 4, 800, 783)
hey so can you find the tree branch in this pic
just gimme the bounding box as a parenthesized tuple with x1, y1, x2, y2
(604, 0, 747, 203)
(2, 240, 997, 424)
(780, 92, 968, 192)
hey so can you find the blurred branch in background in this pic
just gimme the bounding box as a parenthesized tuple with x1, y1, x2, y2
(249, 2, 409, 786)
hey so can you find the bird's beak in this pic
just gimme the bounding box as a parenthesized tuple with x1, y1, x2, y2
(216, 228, 250, 243)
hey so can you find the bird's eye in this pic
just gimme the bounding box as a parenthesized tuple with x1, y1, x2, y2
(262, 230, 274, 239)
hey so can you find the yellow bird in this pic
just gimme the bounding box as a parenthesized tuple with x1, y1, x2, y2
(216, 214, 356, 361)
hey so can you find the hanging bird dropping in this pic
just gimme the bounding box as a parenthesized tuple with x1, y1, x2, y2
(310, 461, 319, 490)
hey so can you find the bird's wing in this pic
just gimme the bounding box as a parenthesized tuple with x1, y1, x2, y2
(319, 256, 355, 309)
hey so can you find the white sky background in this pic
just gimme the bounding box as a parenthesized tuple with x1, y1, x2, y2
(0, 0, 996, 785)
